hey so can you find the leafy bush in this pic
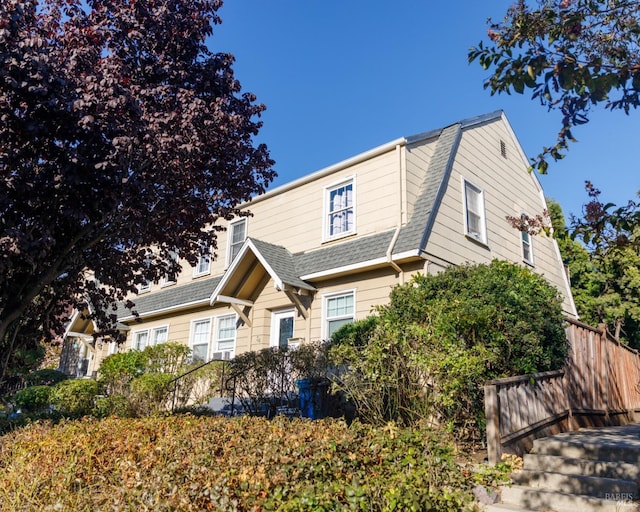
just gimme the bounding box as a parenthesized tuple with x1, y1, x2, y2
(97, 350, 145, 395)
(128, 373, 174, 416)
(331, 260, 568, 438)
(0, 415, 480, 511)
(24, 369, 68, 387)
(50, 379, 99, 417)
(142, 342, 191, 374)
(12, 386, 52, 413)
(93, 394, 130, 418)
(229, 343, 330, 416)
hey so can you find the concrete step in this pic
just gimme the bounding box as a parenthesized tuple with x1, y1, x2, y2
(524, 453, 640, 484)
(532, 430, 640, 464)
(511, 469, 638, 499)
(500, 485, 640, 512)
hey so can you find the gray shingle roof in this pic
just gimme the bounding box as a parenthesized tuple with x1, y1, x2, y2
(294, 230, 396, 276)
(247, 238, 315, 291)
(117, 276, 221, 319)
(392, 123, 462, 255)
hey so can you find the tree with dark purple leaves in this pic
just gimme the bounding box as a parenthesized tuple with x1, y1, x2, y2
(0, 0, 275, 381)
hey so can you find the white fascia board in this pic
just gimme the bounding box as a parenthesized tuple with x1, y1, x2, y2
(209, 239, 256, 305)
(300, 257, 389, 281)
(118, 298, 210, 322)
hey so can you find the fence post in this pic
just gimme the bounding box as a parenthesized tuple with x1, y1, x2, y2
(485, 382, 501, 465)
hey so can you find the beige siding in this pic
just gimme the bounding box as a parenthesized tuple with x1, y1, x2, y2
(424, 118, 575, 315)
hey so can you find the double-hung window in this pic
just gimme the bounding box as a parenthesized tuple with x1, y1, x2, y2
(161, 249, 179, 286)
(227, 219, 247, 265)
(133, 330, 149, 351)
(151, 326, 168, 346)
(213, 314, 236, 360)
(463, 179, 487, 244)
(324, 291, 355, 339)
(190, 319, 211, 362)
(132, 326, 168, 351)
(194, 243, 211, 277)
(325, 178, 355, 240)
(520, 214, 534, 265)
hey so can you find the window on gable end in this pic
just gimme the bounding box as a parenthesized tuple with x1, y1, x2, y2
(325, 178, 355, 240)
(463, 179, 487, 245)
(520, 214, 534, 265)
(227, 218, 247, 266)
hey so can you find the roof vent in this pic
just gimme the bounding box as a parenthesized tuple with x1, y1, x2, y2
(500, 140, 507, 158)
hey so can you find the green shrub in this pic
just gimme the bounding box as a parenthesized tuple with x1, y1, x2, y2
(24, 369, 68, 387)
(330, 260, 568, 438)
(13, 385, 52, 413)
(128, 373, 174, 416)
(142, 342, 191, 374)
(50, 379, 99, 417)
(97, 350, 145, 395)
(93, 394, 130, 418)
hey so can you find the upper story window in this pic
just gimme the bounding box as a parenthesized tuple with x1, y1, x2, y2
(161, 249, 179, 286)
(520, 214, 534, 265)
(193, 242, 211, 277)
(324, 290, 355, 339)
(463, 179, 487, 245)
(137, 280, 151, 293)
(227, 218, 247, 266)
(325, 178, 355, 240)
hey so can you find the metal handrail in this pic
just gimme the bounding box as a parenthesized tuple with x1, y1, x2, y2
(167, 358, 231, 412)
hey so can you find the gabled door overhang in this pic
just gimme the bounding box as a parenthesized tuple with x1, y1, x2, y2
(210, 238, 316, 326)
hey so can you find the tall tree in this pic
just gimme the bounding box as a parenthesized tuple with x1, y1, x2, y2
(469, 0, 640, 172)
(0, 0, 275, 382)
(548, 192, 640, 346)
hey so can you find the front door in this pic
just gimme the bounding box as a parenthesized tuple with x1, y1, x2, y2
(271, 309, 294, 349)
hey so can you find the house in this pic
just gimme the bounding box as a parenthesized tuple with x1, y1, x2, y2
(61, 111, 577, 378)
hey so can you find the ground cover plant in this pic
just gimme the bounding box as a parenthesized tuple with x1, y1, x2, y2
(0, 415, 514, 512)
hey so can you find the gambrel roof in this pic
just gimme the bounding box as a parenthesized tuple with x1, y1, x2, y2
(117, 110, 535, 322)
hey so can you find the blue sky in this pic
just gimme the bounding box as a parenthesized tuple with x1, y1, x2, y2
(212, 0, 638, 220)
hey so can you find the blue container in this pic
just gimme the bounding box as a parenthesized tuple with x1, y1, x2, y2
(296, 378, 329, 419)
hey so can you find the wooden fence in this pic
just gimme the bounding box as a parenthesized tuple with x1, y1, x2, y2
(485, 318, 640, 463)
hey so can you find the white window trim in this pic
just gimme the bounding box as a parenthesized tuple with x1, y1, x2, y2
(270, 308, 295, 349)
(519, 213, 535, 266)
(193, 244, 211, 278)
(462, 177, 488, 245)
(322, 289, 356, 340)
(131, 325, 170, 351)
(213, 313, 237, 360)
(132, 329, 149, 351)
(150, 325, 169, 346)
(137, 281, 151, 293)
(226, 218, 247, 268)
(322, 176, 356, 242)
(161, 250, 179, 287)
(189, 316, 213, 362)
